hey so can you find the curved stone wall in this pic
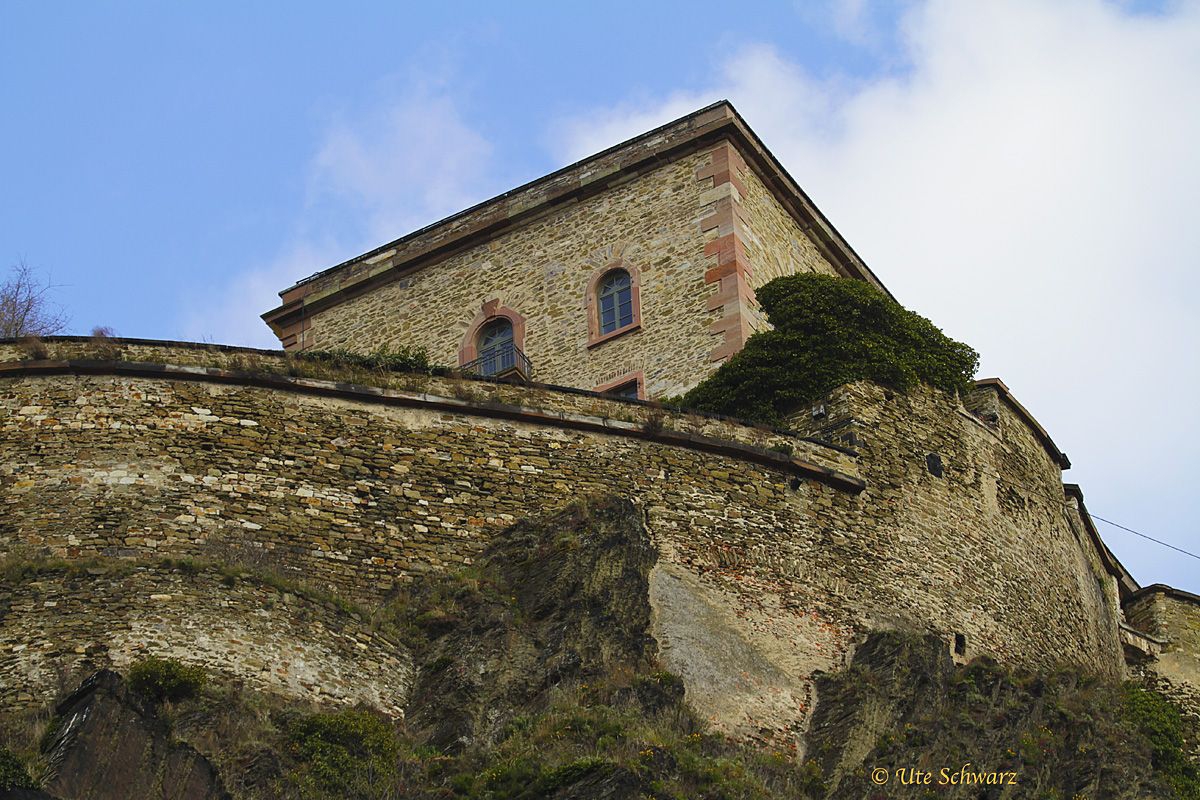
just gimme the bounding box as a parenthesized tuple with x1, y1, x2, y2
(0, 562, 411, 714)
(0, 341, 1126, 739)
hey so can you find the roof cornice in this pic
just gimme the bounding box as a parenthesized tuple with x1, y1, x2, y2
(261, 101, 892, 339)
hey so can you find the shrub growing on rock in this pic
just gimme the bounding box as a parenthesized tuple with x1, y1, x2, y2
(128, 656, 207, 703)
(0, 748, 35, 791)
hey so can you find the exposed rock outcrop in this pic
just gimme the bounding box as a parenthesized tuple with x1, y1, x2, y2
(38, 670, 227, 800)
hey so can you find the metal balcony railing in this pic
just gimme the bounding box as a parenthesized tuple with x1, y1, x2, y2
(461, 343, 532, 382)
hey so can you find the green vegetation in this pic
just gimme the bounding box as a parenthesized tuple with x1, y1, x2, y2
(810, 633, 1200, 799)
(285, 710, 400, 799)
(268, 673, 820, 800)
(678, 273, 979, 424)
(0, 747, 35, 791)
(297, 345, 432, 376)
(1124, 684, 1200, 798)
(128, 656, 207, 703)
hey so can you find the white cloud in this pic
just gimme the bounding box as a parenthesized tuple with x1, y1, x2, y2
(555, 0, 1200, 589)
(183, 79, 497, 349)
(181, 240, 342, 349)
(309, 84, 495, 245)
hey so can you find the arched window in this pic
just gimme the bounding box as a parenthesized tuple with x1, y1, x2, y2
(584, 261, 641, 348)
(597, 269, 634, 335)
(476, 318, 515, 376)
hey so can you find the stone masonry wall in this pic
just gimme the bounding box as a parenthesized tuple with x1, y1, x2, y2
(737, 158, 840, 337)
(298, 139, 839, 400)
(306, 151, 723, 399)
(0, 337, 860, 477)
(0, 349, 1126, 740)
(0, 562, 411, 714)
(1125, 589, 1200, 741)
(786, 381, 1125, 677)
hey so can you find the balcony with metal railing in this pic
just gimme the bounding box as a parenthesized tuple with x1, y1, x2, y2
(461, 342, 532, 382)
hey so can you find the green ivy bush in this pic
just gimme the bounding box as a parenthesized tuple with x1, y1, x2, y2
(1123, 684, 1200, 798)
(679, 273, 979, 425)
(128, 656, 207, 703)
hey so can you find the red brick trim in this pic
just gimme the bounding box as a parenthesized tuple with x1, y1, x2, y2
(698, 142, 756, 362)
(458, 299, 526, 366)
(585, 261, 642, 348)
(594, 370, 646, 400)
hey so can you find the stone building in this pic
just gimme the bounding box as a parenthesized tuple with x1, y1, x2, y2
(1, 101, 1196, 759)
(261, 101, 889, 399)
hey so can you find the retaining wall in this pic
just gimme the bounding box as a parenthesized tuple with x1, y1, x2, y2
(0, 342, 1128, 739)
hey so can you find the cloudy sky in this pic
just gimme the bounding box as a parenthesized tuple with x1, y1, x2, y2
(2, 0, 1196, 591)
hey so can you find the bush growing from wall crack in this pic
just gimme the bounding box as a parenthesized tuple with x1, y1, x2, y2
(679, 273, 979, 425)
(128, 656, 207, 703)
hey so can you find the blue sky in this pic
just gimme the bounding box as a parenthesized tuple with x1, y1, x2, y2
(2, 0, 1197, 592)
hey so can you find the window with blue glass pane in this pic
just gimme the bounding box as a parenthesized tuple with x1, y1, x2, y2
(598, 270, 634, 334)
(477, 318, 514, 376)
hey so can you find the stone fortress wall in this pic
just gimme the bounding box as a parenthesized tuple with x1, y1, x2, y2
(0, 338, 1162, 740)
(276, 106, 849, 400)
(1125, 586, 1200, 742)
(0, 563, 411, 716)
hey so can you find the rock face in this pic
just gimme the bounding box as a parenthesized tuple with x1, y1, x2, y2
(39, 671, 227, 800)
(403, 496, 661, 750)
(805, 632, 1193, 799)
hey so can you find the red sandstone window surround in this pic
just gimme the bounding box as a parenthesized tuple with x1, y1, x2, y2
(585, 261, 642, 348)
(458, 299, 527, 368)
(594, 370, 645, 400)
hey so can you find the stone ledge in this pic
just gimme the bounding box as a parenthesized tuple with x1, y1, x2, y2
(0, 358, 867, 494)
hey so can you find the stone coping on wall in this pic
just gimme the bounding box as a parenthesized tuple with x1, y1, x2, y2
(0, 335, 849, 453)
(974, 377, 1070, 469)
(1127, 584, 1200, 607)
(0, 335, 862, 453)
(0, 357, 867, 494)
(1064, 483, 1141, 599)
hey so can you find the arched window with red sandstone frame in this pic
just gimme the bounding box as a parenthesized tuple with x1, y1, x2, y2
(458, 300, 529, 380)
(585, 262, 641, 348)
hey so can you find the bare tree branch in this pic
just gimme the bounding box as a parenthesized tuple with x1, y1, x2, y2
(0, 260, 69, 338)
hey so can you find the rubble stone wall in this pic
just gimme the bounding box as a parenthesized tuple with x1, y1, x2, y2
(0, 347, 1128, 738)
(0, 563, 411, 714)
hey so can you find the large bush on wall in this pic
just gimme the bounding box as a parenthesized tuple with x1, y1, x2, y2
(679, 273, 979, 425)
